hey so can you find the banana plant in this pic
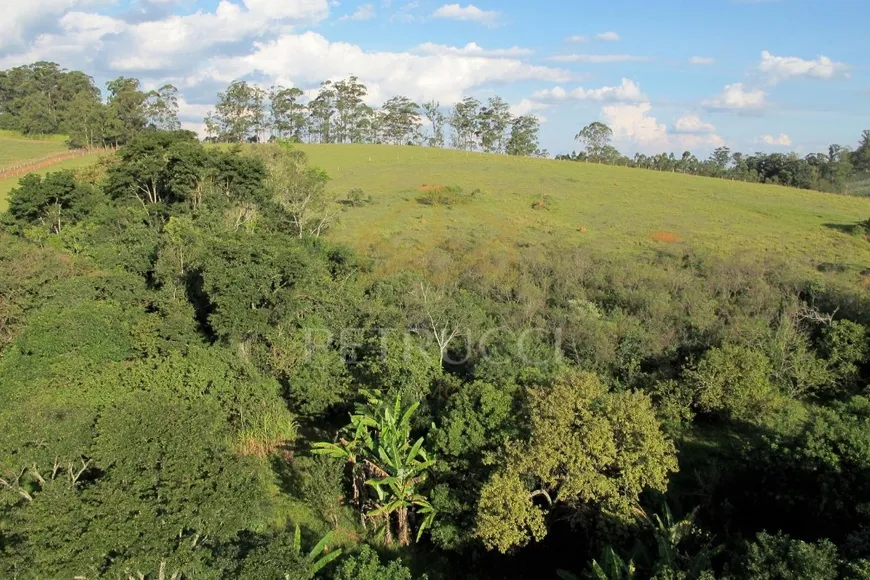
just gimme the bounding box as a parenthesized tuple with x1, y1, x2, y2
(291, 524, 342, 576)
(313, 389, 436, 546)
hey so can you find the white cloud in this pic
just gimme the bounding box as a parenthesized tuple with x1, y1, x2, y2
(595, 31, 620, 41)
(674, 114, 717, 134)
(196, 31, 570, 105)
(566, 35, 588, 43)
(93, 0, 330, 72)
(0, 0, 107, 50)
(341, 3, 376, 20)
(415, 41, 532, 57)
(758, 50, 849, 84)
(547, 54, 651, 63)
(602, 102, 669, 147)
(431, 3, 499, 25)
(689, 56, 715, 65)
(702, 82, 766, 110)
(532, 78, 646, 102)
(761, 133, 792, 146)
(601, 103, 724, 152)
(510, 98, 549, 118)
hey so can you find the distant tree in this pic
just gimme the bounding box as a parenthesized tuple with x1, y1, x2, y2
(506, 115, 540, 156)
(269, 85, 307, 141)
(106, 76, 148, 146)
(205, 80, 257, 143)
(308, 80, 336, 144)
(449, 97, 481, 151)
(144, 84, 181, 131)
(574, 122, 613, 162)
(422, 100, 446, 148)
(381, 95, 421, 145)
(249, 85, 268, 143)
(477, 96, 512, 153)
(333, 76, 370, 144)
(853, 130, 870, 173)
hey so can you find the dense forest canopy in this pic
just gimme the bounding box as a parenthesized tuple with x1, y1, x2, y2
(2, 62, 870, 578)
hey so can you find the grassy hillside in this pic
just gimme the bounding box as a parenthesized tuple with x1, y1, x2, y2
(297, 144, 870, 286)
(0, 151, 106, 212)
(0, 131, 69, 169)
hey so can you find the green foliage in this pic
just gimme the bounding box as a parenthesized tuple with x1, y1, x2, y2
(741, 531, 839, 580)
(5, 170, 100, 232)
(291, 455, 347, 528)
(314, 390, 436, 546)
(2, 390, 272, 577)
(415, 185, 474, 206)
(818, 319, 868, 396)
(475, 372, 678, 553)
(332, 545, 417, 580)
(689, 343, 784, 423)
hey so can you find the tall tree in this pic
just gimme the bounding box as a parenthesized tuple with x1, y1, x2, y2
(449, 97, 481, 151)
(205, 80, 257, 143)
(506, 115, 540, 157)
(574, 122, 613, 162)
(422, 100, 446, 148)
(269, 85, 307, 141)
(308, 81, 336, 144)
(144, 84, 181, 131)
(381, 96, 421, 145)
(333, 76, 370, 144)
(477, 96, 512, 153)
(106, 76, 148, 146)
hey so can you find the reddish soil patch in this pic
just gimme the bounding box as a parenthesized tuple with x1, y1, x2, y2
(419, 184, 446, 192)
(651, 231, 681, 243)
(532, 200, 545, 209)
(578, 226, 587, 233)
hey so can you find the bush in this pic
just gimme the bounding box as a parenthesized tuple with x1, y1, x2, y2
(345, 187, 372, 206)
(415, 185, 473, 206)
(740, 531, 839, 580)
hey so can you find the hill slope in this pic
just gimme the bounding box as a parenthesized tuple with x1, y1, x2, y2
(0, 132, 69, 169)
(298, 144, 870, 286)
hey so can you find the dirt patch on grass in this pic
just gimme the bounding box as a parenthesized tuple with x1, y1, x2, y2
(651, 231, 681, 243)
(419, 184, 446, 192)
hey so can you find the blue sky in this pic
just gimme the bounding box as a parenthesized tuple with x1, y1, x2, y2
(2, 0, 867, 156)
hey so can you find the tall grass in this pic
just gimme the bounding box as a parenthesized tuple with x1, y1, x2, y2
(235, 409, 300, 458)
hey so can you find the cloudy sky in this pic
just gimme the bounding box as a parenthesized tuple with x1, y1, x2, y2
(2, 0, 867, 155)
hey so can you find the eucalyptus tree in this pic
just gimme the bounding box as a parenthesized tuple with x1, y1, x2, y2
(574, 121, 613, 162)
(333, 76, 370, 143)
(308, 80, 336, 143)
(205, 80, 257, 143)
(381, 95, 421, 145)
(106, 76, 148, 146)
(422, 100, 446, 148)
(449, 96, 481, 151)
(144, 84, 181, 131)
(269, 85, 307, 141)
(506, 115, 541, 156)
(478, 96, 512, 153)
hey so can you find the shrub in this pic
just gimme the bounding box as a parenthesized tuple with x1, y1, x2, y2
(416, 185, 473, 206)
